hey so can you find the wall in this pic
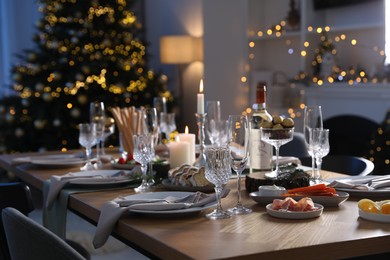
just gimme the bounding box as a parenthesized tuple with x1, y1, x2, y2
(203, 0, 249, 120)
(144, 0, 203, 134)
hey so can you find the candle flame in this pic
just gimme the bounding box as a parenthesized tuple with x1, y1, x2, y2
(199, 79, 204, 93)
(185, 126, 189, 134)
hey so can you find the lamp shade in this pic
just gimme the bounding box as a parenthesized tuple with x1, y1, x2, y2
(160, 35, 203, 64)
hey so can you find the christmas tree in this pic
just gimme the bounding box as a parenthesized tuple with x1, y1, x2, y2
(0, 0, 173, 153)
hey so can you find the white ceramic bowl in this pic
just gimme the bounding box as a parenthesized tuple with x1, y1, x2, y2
(258, 185, 286, 197)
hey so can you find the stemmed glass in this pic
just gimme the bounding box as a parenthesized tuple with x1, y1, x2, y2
(101, 117, 115, 155)
(79, 123, 98, 171)
(133, 108, 158, 192)
(204, 146, 232, 220)
(309, 128, 330, 183)
(205, 101, 221, 145)
(153, 97, 167, 144)
(304, 105, 323, 181)
(143, 108, 159, 187)
(90, 101, 105, 168)
(160, 112, 176, 142)
(227, 115, 252, 215)
(261, 127, 294, 179)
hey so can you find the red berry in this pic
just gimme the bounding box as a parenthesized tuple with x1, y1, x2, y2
(118, 158, 126, 164)
(127, 154, 134, 161)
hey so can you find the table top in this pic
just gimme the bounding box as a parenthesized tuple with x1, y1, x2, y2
(1, 151, 390, 259)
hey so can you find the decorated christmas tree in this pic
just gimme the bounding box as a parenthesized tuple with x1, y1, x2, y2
(368, 109, 390, 175)
(0, 0, 173, 153)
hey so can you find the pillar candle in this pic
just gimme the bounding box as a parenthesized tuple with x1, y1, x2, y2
(197, 79, 204, 114)
(168, 139, 190, 168)
(178, 126, 196, 164)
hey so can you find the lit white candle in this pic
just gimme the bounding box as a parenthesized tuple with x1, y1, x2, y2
(168, 137, 191, 168)
(197, 79, 204, 114)
(178, 126, 196, 164)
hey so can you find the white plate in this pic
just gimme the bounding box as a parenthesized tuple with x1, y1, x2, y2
(124, 191, 216, 216)
(266, 203, 324, 219)
(327, 176, 390, 197)
(250, 191, 349, 207)
(359, 209, 390, 223)
(30, 154, 85, 168)
(68, 170, 139, 186)
(161, 179, 214, 193)
(31, 158, 85, 167)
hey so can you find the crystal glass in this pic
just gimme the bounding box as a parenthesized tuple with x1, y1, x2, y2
(79, 123, 98, 171)
(227, 115, 252, 215)
(90, 101, 105, 168)
(309, 128, 330, 183)
(261, 127, 294, 179)
(303, 105, 323, 180)
(204, 146, 232, 220)
(133, 134, 155, 192)
(205, 101, 221, 145)
(160, 112, 176, 142)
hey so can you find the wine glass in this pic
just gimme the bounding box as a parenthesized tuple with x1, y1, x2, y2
(216, 119, 228, 146)
(309, 128, 330, 183)
(205, 101, 221, 145)
(303, 105, 323, 180)
(133, 134, 155, 192)
(143, 108, 159, 187)
(101, 117, 115, 155)
(90, 101, 105, 168)
(204, 145, 232, 220)
(153, 97, 167, 144)
(160, 112, 176, 142)
(227, 115, 252, 215)
(261, 127, 294, 179)
(79, 123, 98, 171)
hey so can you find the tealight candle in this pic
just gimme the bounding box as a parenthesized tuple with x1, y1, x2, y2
(168, 137, 190, 168)
(177, 126, 196, 164)
(197, 79, 204, 114)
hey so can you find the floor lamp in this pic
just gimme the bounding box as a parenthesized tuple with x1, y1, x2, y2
(160, 35, 203, 106)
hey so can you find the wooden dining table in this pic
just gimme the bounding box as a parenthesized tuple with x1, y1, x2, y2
(1, 150, 390, 259)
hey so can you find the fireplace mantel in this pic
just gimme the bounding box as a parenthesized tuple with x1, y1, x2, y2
(303, 83, 390, 124)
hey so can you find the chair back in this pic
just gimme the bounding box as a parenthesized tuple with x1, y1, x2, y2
(280, 131, 310, 158)
(300, 155, 374, 176)
(0, 183, 34, 260)
(2, 207, 86, 260)
(323, 115, 378, 157)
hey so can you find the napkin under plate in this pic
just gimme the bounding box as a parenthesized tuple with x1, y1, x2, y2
(328, 175, 390, 190)
(92, 189, 230, 249)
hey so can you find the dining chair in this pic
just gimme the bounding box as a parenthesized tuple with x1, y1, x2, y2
(300, 155, 375, 176)
(323, 115, 379, 157)
(0, 182, 90, 260)
(0, 182, 34, 260)
(2, 207, 86, 260)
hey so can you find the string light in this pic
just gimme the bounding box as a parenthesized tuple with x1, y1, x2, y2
(251, 23, 385, 86)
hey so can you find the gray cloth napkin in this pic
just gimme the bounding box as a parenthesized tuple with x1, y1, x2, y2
(92, 189, 230, 249)
(328, 175, 390, 190)
(45, 170, 137, 209)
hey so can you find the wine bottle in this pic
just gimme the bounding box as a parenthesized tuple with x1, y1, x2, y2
(249, 82, 273, 173)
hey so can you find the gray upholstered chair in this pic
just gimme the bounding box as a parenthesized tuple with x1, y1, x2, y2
(2, 207, 86, 260)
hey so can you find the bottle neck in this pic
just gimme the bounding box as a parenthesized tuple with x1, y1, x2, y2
(252, 103, 266, 111)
